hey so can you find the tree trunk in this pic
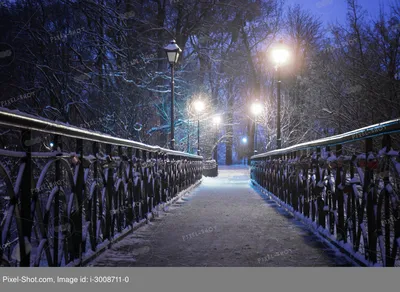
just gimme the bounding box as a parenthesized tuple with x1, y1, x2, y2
(225, 81, 234, 165)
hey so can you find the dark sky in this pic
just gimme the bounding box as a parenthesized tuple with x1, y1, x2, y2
(286, 0, 393, 27)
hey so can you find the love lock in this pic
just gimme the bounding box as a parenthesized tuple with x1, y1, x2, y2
(357, 159, 366, 168)
(328, 161, 338, 169)
(367, 159, 379, 169)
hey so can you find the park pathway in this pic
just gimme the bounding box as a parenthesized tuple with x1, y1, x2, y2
(88, 165, 353, 267)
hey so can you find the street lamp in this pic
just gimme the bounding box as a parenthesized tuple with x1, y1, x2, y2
(213, 115, 221, 126)
(194, 99, 205, 155)
(213, 115, 222, 164)
(164, 39, 182, 150)
(271, 39, 289, 149)
(251, 101, 262, 154)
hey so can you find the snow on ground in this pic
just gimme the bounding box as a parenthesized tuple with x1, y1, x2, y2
(87, 165, 353, 267)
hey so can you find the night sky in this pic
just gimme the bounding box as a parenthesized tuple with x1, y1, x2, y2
(286, 0, 392, 27)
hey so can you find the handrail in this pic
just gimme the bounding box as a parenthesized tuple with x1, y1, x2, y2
(252, 118, 400, 159)
(0, 107, 202, 159)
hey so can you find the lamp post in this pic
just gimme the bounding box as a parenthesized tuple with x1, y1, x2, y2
(251, 101, 262, 154)
(164, 40, 182, 150)
(213, 115, 222, 164)
(272, 39, 289, 149)
(241, 137, 248, 164)
(193, 99, 205, 155)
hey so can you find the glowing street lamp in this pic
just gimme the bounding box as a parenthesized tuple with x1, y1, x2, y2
(194, 100, 205, 155)
(271, 43, 290, 66)
(164, 40, 182, 150)
(213, 115, 221, 126)
(271, 39, 290, 149)
(194, 100, 205, 113)
(164, 40, 182, 64)
(251, 102, 263, 117)
(242, 137, 248, 144)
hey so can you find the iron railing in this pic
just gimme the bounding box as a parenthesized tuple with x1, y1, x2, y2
(0, 108, 203, 267)
(251, 119, 400, 266)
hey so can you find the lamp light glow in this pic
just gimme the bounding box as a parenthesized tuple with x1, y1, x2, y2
(271, 40, 290, 66)
(213, 115, 222, 126)
(251, 102, 263, 116)
(194, 100, 205, 113)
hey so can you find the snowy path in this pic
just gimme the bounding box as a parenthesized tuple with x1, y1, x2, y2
(88, 166, 353, 267)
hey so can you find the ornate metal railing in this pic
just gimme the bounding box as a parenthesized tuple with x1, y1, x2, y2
(251, 119, 400, 266)
(0, 108, 203, 267)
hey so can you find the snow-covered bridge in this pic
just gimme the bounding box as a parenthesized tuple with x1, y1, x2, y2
(89, 119, 400, 267)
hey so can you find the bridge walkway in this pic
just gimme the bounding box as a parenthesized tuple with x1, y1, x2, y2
(88, 166, 353, 267)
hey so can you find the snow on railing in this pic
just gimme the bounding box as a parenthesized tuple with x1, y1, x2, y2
(251, 119, 400, 267)
(252, 118, 400, 159)
(0, 108, 203, 267)
(0, 107, 201, 159)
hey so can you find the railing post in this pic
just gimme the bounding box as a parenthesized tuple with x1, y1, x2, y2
(148, 151, 154, 211)
(20, 130, 33, 267)
(91, 142, 99, 250)
(155, 151, 161, 206)
(271, 156, 274, 192)
(277, 154, 281, 200)
(161, 153, 167, 203)
(142, 150, 149, 218)
(292, 151, 298, 212)
(281, 154, 284, 202)
(365, 137, 377, 263)
(127, 147, 134, 224)
(117, 145, 123, 232)
(134, 149, 141, 222)
(274, 155, 278, 197)
(350, 154, 357, 251)
(336, 144, 345, 242)
(286, 154, 289, 205)
(274, 155, 277, 196)
(316, 147, 325, 228)
(289, 152, 293, 206)
(53, 134, 61, 266)
(326, 145, 334, 234)
(311, 151, 316, 223)
(171, 155, 176, 197)
(304, 150, 310, 219)
(381, 134, 391, 265)
(298, 151, 303, 214)
(75, 138, 84, 264)
(105, 144, 112, 240)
